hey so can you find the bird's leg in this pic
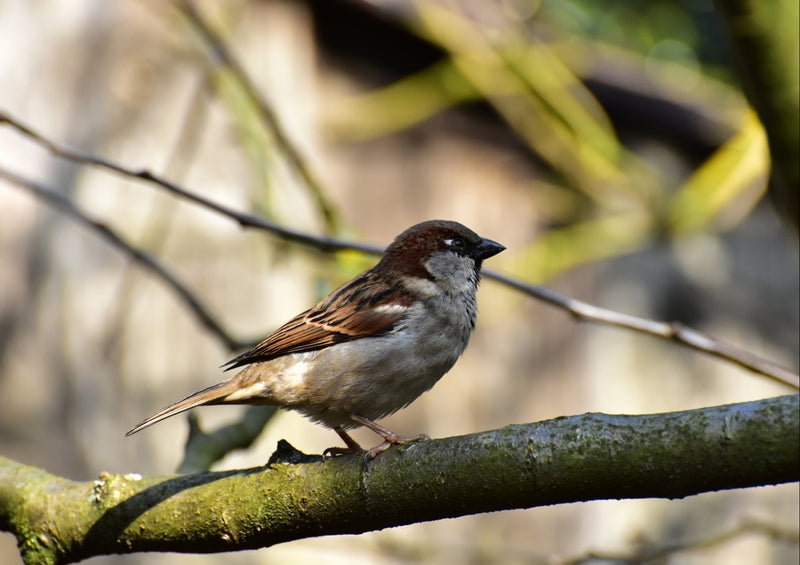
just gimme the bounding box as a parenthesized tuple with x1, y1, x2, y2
(323, 426, 364, 459)
(351, 414, 430, 459)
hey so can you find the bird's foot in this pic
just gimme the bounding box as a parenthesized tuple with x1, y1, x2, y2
(325, 417, 429, 460)
(352, 414, 429, 460)
(364, 433, 429, 460)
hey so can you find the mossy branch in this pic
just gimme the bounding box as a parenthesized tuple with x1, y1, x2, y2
(1, 394, 797, 565)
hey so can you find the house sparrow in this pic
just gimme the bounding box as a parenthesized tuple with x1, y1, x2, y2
(127, 220, 504, 459)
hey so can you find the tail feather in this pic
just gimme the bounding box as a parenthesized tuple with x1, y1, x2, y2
(126, 380, 239, 436)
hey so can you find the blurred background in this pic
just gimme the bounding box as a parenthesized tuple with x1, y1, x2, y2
(0, 1, 797, 564)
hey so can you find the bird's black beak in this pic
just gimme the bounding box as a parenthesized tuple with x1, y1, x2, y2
(474, 238, 505, 260)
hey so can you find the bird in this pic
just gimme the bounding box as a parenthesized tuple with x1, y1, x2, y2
(126, 220, 505, 459)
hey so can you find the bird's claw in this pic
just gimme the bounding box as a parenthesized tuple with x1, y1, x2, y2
(323, 433, 430, 461)
(322, 446, 361, 460)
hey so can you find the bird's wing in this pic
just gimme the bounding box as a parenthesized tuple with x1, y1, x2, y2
(222, 273, 413, 370)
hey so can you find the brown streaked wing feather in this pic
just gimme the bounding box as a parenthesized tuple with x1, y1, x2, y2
(223, 274, 413, 370)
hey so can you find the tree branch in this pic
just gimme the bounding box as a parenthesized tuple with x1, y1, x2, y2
(491, 271, 800, 389)
(1, 395, 797, 565)
(1, 111, 797, 389)
(1, 149, 796, 393)
(0, 166, 248, 351)
(0, 111, 363, 253)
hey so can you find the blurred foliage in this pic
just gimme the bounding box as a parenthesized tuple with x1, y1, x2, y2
(214, 66, 282, 216)
(321, 0, 792, 282)
(176, 0, 341, 233)
(668, 107, 768, 233)
(540, 0, 732, 74)
(715, 0, 799, 230)
(171, 0, 795, 282)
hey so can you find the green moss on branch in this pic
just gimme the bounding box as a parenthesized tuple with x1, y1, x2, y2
(1, 394, 797, 564)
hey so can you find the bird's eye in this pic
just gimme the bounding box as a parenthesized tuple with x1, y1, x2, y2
(448, 237, 466, 249)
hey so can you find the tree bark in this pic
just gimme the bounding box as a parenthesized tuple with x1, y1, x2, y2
(1, 394, 797, 565)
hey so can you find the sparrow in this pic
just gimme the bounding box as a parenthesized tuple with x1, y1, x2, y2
(126, 220, 505, 459)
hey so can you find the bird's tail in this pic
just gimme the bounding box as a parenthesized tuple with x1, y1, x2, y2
(126, 380, 242, 436)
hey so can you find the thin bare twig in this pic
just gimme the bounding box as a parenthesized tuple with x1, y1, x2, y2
(175, 0, 339, 230)
(491, 272, 800, 389)
(0, 167, 247, 352)
(1, 111, 797, 389)
(0, 112, 369, 253)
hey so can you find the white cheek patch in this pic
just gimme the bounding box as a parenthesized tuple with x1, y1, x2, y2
(403, 276, 439, 298)
(374, 303, 408, 315)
